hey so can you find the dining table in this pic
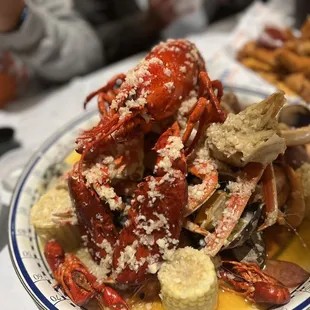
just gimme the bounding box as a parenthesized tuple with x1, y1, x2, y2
(0, 14, 237, 308)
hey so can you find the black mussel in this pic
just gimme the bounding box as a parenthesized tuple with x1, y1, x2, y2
(222, 231, 266, 268)
(279, 104, 310, 128)
(218, 181, 229, 191)
(114, 211, 128, 230)
(284, 145, 310, 169)
(223, 202, 263, 250)
(221, 91, 242, 114)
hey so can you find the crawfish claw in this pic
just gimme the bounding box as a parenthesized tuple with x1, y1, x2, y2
(96, 286, 129, 310)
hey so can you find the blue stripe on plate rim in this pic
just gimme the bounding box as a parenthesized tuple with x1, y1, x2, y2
(8, 86, 307, 310)
(293, 297, 310, 310)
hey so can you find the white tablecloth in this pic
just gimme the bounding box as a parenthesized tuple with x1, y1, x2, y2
(0, 30, 228, 309)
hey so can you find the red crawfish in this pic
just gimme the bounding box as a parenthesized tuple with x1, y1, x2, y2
(66, 39, 227, 287)
(219, 261, 291, 305)
(76, 39, 225, 163)
(44, 239, 129, 310)
(69, 121, 188, 285)
(112, 121, 188, 284)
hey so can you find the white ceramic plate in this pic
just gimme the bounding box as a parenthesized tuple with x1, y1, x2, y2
(8, 87, 310, 310)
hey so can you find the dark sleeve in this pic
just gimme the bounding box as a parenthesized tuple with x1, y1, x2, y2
(208, 0, 254, 23)
(74, 0, 161, 65)
(97, 11, 161, 64)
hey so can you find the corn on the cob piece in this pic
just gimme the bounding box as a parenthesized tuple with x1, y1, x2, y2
(158, 247, 218, 310)
(31, 185, 80, 251)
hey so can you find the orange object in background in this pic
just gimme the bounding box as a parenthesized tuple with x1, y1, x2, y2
(0, 51, 27, 108)
(0, 72, 17, 108)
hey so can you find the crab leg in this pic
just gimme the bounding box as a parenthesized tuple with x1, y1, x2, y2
(204, 163, 265, 256)
(258, 164, 279, 231)
(183, 161, 218, 217)
(281, 126, 310, 147)
(183, 220, 210, 236)
(181, 79, 225, 216)
(282, 165, 306, 228)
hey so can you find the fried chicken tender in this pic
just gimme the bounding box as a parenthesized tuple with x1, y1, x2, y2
(241, 57, 273, 72)
(256, 72, 299, 97)
(283, 27, 296, 40)
(296, 41, 310, 56)
(276, 49, 310, 74)
(257, 71, 281, 83)
(238, 43, 277, 67)
(301, 17, 310, 39)
(237, 19, 310, 102)
(284, 40, 310, 56)
(253, 48, 278, 66)
(284, 73, 310, 102)
(237, 41, 257, 60)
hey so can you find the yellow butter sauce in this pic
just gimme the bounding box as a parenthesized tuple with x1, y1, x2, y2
(127, 219, 310, 310)
(265, 218, 310, 272)
(65, 151, 81, 164)
(218, 218, 310, 310)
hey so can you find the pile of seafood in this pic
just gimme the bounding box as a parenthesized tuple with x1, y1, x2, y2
(31, 39, 310, 310)
(237, 17, 310, 102)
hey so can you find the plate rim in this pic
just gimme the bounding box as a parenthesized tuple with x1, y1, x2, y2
(8, 86, 309, 310)
(8, 107, 97, 310)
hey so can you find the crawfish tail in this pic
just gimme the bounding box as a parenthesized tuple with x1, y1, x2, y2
(68, 175, 118, 264)
(44, 239, 65, 272)
(113, 122, 188, 284)
(253, 282, 290, 305)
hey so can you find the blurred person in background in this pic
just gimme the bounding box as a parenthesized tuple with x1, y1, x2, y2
(0, 0, 257, 107)
(0, 0, 178, 87)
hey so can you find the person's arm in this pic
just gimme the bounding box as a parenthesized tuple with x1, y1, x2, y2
(0, 0, 103, 83)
